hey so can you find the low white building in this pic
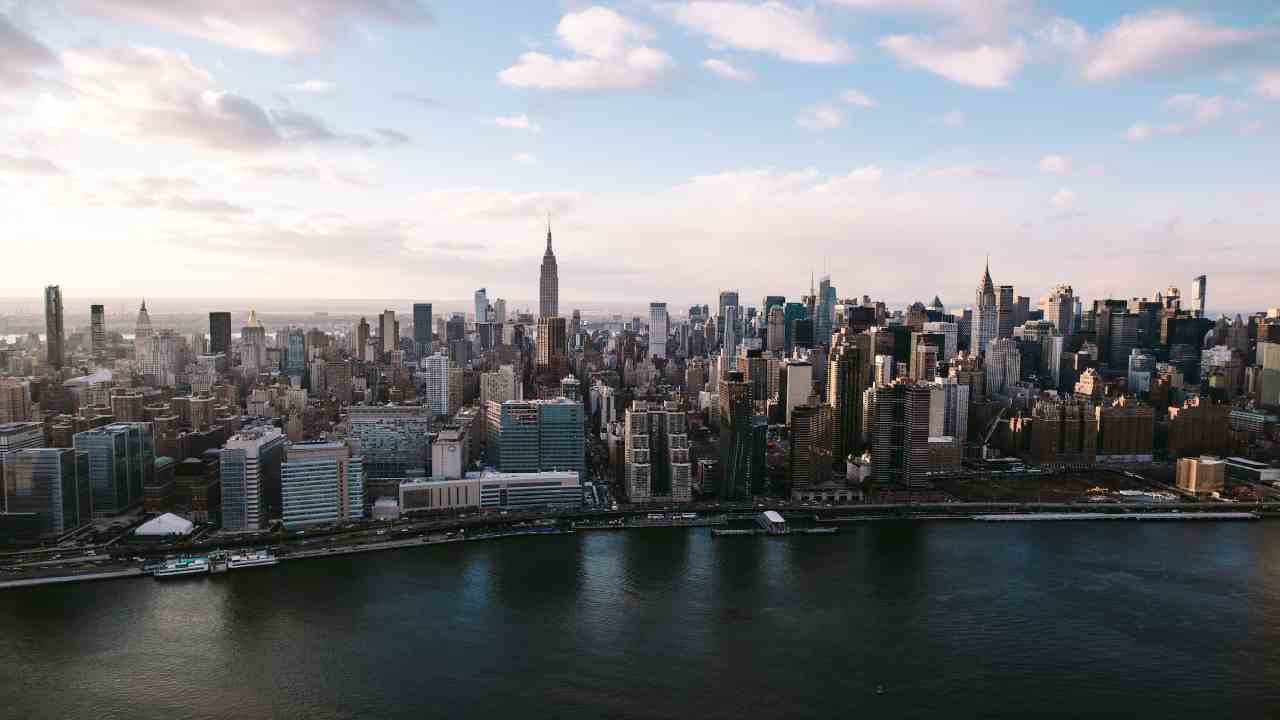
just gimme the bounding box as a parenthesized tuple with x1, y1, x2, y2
(400, 470, 582, 513)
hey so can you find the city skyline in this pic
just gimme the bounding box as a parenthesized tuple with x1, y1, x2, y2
(1, 3, 1278, 307)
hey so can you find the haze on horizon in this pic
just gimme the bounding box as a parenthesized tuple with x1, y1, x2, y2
(2, 1, 1278, 310)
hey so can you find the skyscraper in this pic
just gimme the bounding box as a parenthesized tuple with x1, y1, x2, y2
(1044, 285, 1075, 336)
(221, 426, 285, 532)
(280, 441, 365, 528)
(718, 371, 755, 501)
(649, 302, 669, 360)
(492, 298, 507, 326)
(536, 317, 568, 377)
(539, 221, 559, 318)
(487, 399, 584, 474)
(971, 262, 997, 357)
(474, 288, 488, 324)
(356, 317, 370, 362)
(985, 338, 1021, 397)
(209, 311, 232, 356)
(828, 330, 870, 464)
(789, 398, 832, 492)
(816, 275, 836, 346)
(43, 285, 64, 370)
(134, 300, 152, 364)
(413, 303, 433, 356)
(996, 284, 1016, 339)
(380, 309, 398, 355)
(240, 310, 266, 375)
(1192, 275, 1207, 318)
(5, 448, 91, 537)
(624, 400, 692, 503)
(870, 380, 932, 486)
(285, 328, 307, 379)
(766, 306, 785, 353)
(90, 304, 106, 358)
(422, 353, 451, 417)
(721, 305, 739, 375)
(74, 422, 154, 517)
(717, 290, 739, 348)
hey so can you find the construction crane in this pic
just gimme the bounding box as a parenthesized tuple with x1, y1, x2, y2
(981, 407, 1008, 460)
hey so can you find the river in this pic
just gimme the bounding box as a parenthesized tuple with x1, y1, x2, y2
(4, 522, 1280, 719)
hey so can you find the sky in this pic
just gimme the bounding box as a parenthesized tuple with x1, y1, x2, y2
(1, 1, 1278, 314)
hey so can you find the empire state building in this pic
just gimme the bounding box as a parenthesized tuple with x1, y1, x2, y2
(539, 221, 559, 318)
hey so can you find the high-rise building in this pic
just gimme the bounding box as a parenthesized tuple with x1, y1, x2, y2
(90, 303, 106, 358)
(74, 422, 154, 517)
(280, 441, 365, 528)
(789, 397, 832, 492)
(43, 285, 64, 370)
(648, 302, 669, 360)
(480, 365, 520, 407)
(985, 338, 1021, 397)
(347, 405, 432, 479)
(487, 399, 584, 474)
(0, 422, 44, 510)
(422, 353, 451, 416)
(4, 448, 91, 537)
(413, 303, 433, 355)
(536, 317, 568, 376)
(209, 312, 232, 356)
(816, 276, 836, 346)
(379, 309, 398, 356)
(1192, 275, 1207, 318)
(931, 376, 970, 442)
(717, 371, 761, 500)
(721, 305, 739, 371)
(870, 380, 932, 486)
(134, 300, 153, 364)
(996, 285, 1016, 339)
(0, 381, 32, 424)
(922, 321, 958, 361)
(540, 222, 559, 318)
(717, 291, 740, 348)
(240, 310, 266, 374)
(828, 331, 870, 464)
(971, 262, 997, 357)
(1044, 285, 1075, 337)
(766, 306, 785, 353)
(220, 426, 285, 531)
(492, 299, 507, 326)
(474, 288, 488, 324)
(356, 317, 370, 362)
(779, 359, 813, 424)
(285, 328, 307, 379)
(624, 400, 692, 502)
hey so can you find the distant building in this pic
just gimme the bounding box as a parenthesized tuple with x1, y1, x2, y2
(540, 222, 559, 318)
(44, 285, 64, 370)
(649, 302, 669, 360)
(972, 262, 997, 357)
(209, 312, 232, 357)
(413, 303, 433, 356)
(90, 304, 106, 358)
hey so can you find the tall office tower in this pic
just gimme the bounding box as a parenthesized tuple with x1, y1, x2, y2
(492, 299, 507, 326)
(717, 291, 740, 348)
(480, 365, 520, 407)
(1044, 284, 1075, 336)
(43, 285, 64, 370)
(718, 370, 756, 501)
(0, 422, 44, 510)
(540, 221, 559, 318)
(285, 328, 306, 379)
(779, 358, 813, 424)
(280, 441, 365, 528)
(931, 376, 971, 441)
(5, 448, 91, 537)
(1258, 341, 1280, 408)
(1192, 275, 1207, 318)
(570, 308, 582, 338)
(910, 332, 943, 381)
(649, 302, 669, 360)
(1127, 349, 1156, 395)
(379, 309, 398, 355)
(74, 422, 154, 517)
(789, 397, 833, 492)
(133, 300, 153, 363)
(536, 317, 569, 375)
(347, 405, 432, 479)
(422, 353, 450, 416)
(240, 310, 266, 374)
(412, 303, 433, 355)
(782, 301, 808, 353)
(624, 400, 692, 503)
(142, 330, 180, 387)
(487, 399, 585, 473)
(474, 288, 488, 324)
(89, 303, 105, 358)
(828, 330, 871, 465)
(985, 338, 1021, 396)
(996, 285, 1016, 339)
(1096, 303, 1139, 369)
(870, 380, 932, 486)
(0, 381, 32, 424)
(221, 426, 285, 532)
(209, 311, 232, 356)
(922, 321, 959, 361)
(816, 276, 836, 346)
(356, 317, 370, 361)
(766, 306, 785, 353)
(971, 262, 997, 357)
(721, 305, 739, 372)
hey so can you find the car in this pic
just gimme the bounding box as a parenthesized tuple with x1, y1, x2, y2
(376, 530, 386, 536)
(85, 550, 96, 556)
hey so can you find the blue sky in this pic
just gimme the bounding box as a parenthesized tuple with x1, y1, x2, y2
(1, 1, 1278, 313)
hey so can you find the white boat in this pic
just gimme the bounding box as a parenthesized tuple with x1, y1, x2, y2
(227, 550, 279, 570)
(153, 557, 210, 578)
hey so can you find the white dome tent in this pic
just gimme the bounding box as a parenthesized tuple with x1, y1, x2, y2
(133, 513, 194, 537)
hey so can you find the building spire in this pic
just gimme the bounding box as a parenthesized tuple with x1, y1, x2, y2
(546, 212, 553, 253)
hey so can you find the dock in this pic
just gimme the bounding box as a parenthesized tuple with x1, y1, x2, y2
(973, 512, 1259, 522)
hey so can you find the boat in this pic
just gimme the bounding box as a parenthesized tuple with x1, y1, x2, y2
(153, 556, 210, 578)
(227, 550, 279, 570)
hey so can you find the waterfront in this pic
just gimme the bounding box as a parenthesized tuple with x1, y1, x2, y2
(5, 523, 1280, 719)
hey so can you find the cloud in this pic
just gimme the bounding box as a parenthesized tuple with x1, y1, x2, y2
(392, 92, 441, 108)
(499, 7, 674, 91)
(941, 110, 965, 127)
(840, 89, 876, 108)
(1037, 154, 1070, 174)
(1127, 94, 1243, 141)
(880, 34, 1027, 88)
(663, 1, 854, 64)
(0, 153, 64, 175)
(796, 104, 842, 130)
(418, 190, 579, 221)
(102, 175, 250, 215)
(289, 79, 334, 94)
(1050, 188, 1076, 211)
(1124, 123, 1152, 142)
(375, 128, 411, 146)
(823, 0, 1031, 36)
(495, 113, 539, 131)
(1078, 10, 1273, 82)
(513, 152, 537, 166)
(71, 0, 434, 56)
(0, 14, 57, 87)
(702, 58, 753, 82)
(1256, 69, 1280, 100)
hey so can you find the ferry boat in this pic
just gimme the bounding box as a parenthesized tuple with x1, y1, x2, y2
(227, 550, 279, 570)
(153, 556, 210, 578)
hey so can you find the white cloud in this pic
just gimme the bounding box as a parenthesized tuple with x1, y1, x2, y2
(796, 104, 842, 130)
(1038, 154, 1070, 174)
(0, 153, 64, 175)
(941, 110, 965, 127)
(812, 165, 883, 191)
(495, 114, 539, 131)
(702, 58, 753, 82)
(1050, 188, 1076, 211)
(823, 0, 1030, 35)
(880, 34, 1027, 88)
(840, 89, 876, 108)
(0, 15, 56, 87)
(1079, 10, 1272, 82)
(71, 0, 433, 56)
(663, 1, 854, 64)
(1255, 69, 1280, 100)
(418, 190, 579, 221)
(513, 152, 537, 166)
(290, 79, 334, 94)
(498, 7, 675, 91)
(1124, 123, 1152, 142)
